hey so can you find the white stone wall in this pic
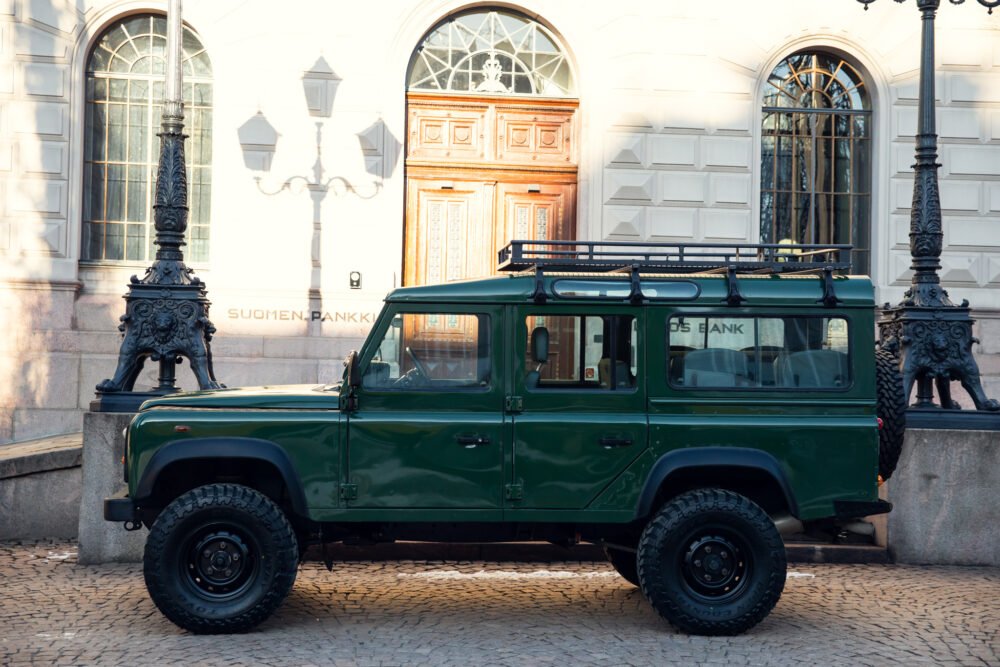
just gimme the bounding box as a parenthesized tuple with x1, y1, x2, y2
(1, 0, 999, 442)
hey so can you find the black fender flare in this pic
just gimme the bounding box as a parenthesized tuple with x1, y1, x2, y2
(634, 447, 798, 520)
(134, 437, 309, 517)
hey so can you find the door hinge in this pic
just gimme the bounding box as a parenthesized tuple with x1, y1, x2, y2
(505, 395, 523, 412)
(505, 483, 523, 500)
(340, 392, 358, 412)
(338, 483, 358, 501)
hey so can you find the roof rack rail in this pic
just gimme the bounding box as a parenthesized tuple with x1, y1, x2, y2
(497, 240, 852, 275)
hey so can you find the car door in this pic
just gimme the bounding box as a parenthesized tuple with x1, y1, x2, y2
(507, 304, 647, 510)
(346, 304, 505, 514)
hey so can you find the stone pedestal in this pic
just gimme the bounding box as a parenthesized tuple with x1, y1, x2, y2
(78, 411, 145, 564)
(887, 428, 1000, 566)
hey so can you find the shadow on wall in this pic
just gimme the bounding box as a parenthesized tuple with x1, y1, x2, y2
(235, 57, 401, 338)
(0, 0, 85, 445)
(0, 241, 74, 446)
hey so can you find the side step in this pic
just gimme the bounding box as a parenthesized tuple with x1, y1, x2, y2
(301, 540, 890, 564)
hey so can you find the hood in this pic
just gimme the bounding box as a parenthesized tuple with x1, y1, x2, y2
(139, 384, 341, 410)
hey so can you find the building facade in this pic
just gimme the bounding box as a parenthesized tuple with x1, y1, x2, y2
(1, 0, 999, 443)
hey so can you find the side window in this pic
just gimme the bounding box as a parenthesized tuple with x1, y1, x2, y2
(83, 15, 213, 263)
(525, 314, 637, 390)
(668, 316, 850, 389)
(362, 313, 490, 391)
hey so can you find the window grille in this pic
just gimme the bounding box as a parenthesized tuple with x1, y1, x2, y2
(82, 14, 213, 263)
(760, 52, 871, 273)
(408, 9, 574, 97)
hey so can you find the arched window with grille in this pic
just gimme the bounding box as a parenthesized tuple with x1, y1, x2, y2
(407, 9, 574, 97)
(760, 51, 871, 273)
(82, 14, 212, 263)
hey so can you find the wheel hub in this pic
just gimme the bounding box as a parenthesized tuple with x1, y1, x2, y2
(187, 530, 254, 596)
(683, 533, 747, 599)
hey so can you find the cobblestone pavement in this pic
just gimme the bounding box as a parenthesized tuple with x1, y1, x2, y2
(1, 541, 997, 667)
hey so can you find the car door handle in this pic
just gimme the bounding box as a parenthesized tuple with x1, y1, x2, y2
(599, 436, 633, 449)
(455, 434, 491, 448)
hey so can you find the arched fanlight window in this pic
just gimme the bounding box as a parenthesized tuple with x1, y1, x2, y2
(760, 52, 872, 273)
(408, 9, 574, 97)
(82, 14, 212, 263)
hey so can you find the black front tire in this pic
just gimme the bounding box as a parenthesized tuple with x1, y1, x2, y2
(143, 483, 299, 634)
(604, 546, 640, 587)
(637, 489, 786, 636)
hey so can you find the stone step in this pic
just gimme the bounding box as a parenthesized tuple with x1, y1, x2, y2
(0, 432, 83, 540)
(0, 432, 82, 480)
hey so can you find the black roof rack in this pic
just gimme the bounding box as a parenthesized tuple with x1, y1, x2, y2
(497, 240, 852, 275)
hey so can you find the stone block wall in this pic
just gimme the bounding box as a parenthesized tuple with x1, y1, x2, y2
(887, 428, 999, 566)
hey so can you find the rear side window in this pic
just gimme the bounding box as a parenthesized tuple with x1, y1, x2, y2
(668, 315, 850, 389)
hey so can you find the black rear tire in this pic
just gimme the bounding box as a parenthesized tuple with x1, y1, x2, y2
(604, 546, 640, 587)
(637, 489, 786, 636)
(875, 349, 906, 481)
(143, 483, 299, 634)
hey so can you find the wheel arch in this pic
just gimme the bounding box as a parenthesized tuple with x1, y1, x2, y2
(635, 447, 799, 521)
(135, 437, 309, 519)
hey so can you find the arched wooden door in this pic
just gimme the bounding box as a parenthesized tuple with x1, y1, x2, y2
(404, 10, 577, 286)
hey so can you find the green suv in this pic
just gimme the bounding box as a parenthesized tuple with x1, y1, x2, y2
(105, 241, 900, 636)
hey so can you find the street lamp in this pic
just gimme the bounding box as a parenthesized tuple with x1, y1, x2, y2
(859, 0, 999, 412)
(93, 0, 223, 411)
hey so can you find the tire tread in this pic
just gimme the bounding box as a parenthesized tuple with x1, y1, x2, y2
(637, 489, 786, 636)
(143, 483, 298, 634)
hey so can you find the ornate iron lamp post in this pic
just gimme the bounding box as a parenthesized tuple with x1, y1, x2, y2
(859, 0, 1000, 412)
(92, 0, 222, 412)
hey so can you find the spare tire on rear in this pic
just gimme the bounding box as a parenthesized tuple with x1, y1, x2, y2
(875, 349, 906, 481)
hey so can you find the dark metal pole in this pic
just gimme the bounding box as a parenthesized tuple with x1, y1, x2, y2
(93, 0, 223, 411)
(908, 0, 944, 309)
(867, 0, 999, 412)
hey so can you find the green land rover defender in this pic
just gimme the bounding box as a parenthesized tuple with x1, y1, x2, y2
(104, 240, 902, 636)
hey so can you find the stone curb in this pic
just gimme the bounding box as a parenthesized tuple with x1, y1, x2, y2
(0, 434, 82, 480)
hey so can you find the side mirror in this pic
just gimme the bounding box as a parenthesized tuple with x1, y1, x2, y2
(345, 350, 361, 388)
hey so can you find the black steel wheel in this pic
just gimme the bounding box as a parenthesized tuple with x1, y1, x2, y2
(604, 546, 640, 587)
(875, 349, 906, 481)
(143, 484, 299, 634)
(637, 489, 786, 636)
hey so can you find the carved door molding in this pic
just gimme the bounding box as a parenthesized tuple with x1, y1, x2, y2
(404, 92, 578, 286)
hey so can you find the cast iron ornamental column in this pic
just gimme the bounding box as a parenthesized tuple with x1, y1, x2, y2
(93, 0, 222, 410)
(862, 0, 999, 411)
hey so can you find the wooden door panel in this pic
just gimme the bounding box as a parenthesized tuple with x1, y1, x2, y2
(407, 103, 488, 162)
(405, 93, 578, 286)
(495, 183, 577, 253)
(405, 179, 491, 287)
(496, 108, 574, 165)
